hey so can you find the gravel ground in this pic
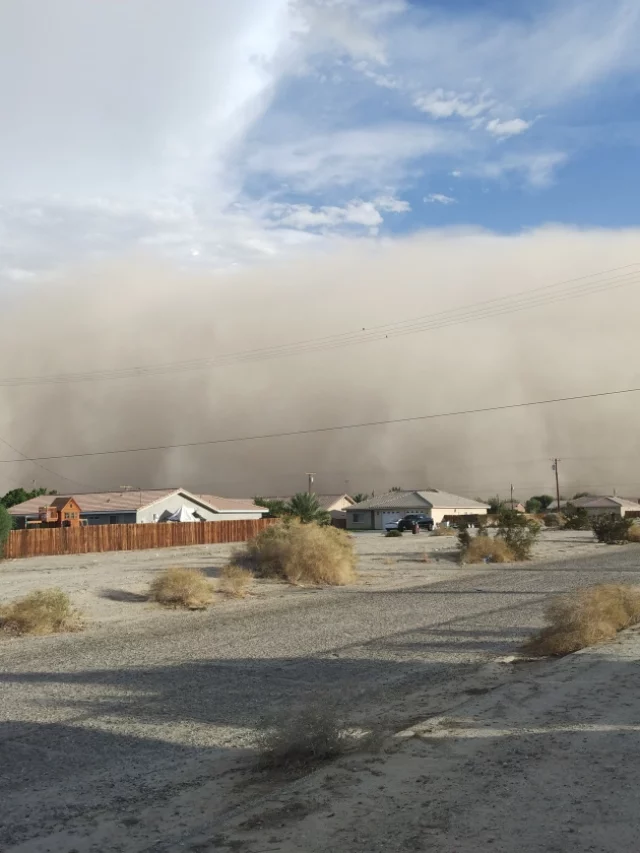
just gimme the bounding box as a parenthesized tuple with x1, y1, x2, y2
(228, 629, 640, 853)
(0, 530, 638, 851)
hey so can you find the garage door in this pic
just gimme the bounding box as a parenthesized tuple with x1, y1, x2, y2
(382, 511, 403, 528)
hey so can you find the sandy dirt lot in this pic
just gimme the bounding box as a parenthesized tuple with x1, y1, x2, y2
(1, 529, 638, 852)
(221, 628, 640, 853)
(0, 529, 603, 630)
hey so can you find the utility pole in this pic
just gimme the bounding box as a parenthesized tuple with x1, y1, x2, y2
(552, 459, 561, 511)
(306, 473, 315, 495)
(510, 483, 514, 510)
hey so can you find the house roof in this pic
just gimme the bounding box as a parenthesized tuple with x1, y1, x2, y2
(264, 494, 354, 510)
(577, 496, 640, 511)
(195, 495, 264, 513)
(8, 488, 263, 517)
(50, 496, 77, 510)
(347, 490, 489, 512)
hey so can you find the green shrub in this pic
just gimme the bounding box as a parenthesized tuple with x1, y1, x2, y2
(591, 515, 633, 545)
(562, 504, 591, 530)
(385, 529, 402, 538)
(0, 505, 14, 557)
(456, 521, 472, 551)
(496, 509, 541, 560)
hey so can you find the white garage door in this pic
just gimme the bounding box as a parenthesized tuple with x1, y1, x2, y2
(382, 511, 403, 528)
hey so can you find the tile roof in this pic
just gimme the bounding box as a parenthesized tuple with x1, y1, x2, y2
(347, 489, 489, 511)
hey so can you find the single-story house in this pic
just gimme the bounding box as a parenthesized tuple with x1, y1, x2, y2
(565, 495, 640, 519)
(9, 488, 267, 528)
(346, 490, 490, 530)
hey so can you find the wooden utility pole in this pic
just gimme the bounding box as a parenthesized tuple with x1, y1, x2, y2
(510, 483, 514, 510)
(306, 473, 316, 495)
(552, 459, 561, 511)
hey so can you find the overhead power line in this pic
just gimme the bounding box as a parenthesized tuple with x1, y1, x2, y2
(1, 262, 639, 387)
(1, 385, 640, 465)
(0, 435, 92, 489)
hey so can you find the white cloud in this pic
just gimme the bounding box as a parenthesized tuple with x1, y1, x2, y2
(1, 0, 639, 280)
(424, 193, 456, 205)
(243, 123, 461, 191)
(266, 195, 410, 232)
(486, 118, 531, 138)
(480, 152, 568, 188)
(414, 88, 494, 120)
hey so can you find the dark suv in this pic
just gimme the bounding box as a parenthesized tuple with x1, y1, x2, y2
(398, 514, 434, 532)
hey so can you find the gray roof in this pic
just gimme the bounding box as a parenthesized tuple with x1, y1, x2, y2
(578, 496, 640, 511)
(347, 490, 489, 512)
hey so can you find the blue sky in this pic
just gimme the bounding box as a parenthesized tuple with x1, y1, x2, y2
(1, 0, 640, 282)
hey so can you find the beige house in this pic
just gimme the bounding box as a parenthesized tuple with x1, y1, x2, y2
(568, 496, 640, 519)
(346, 490, 489, 530)
(9, 488, 266, 528)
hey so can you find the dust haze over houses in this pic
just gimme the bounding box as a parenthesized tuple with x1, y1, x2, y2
(3, 227, 640, 501)
(2, 0, 640, 501)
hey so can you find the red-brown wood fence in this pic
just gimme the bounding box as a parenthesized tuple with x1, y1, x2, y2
(3, 518, 275, 560)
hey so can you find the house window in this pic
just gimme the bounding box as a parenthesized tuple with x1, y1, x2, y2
(353, 513, 361, 523)
(64, 513, 70, 519)
(110, 515, 117, 524)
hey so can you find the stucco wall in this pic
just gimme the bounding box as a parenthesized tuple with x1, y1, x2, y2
(136, 493, 265, 523)
(347, 506, 488, 529)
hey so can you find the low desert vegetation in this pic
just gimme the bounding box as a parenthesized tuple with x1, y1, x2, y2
(0, 504, 13, 557)
(236, 520, 357, 586)
(385, 528, 402, 537)
(523, 584, 640, 656)
(591, 514, 634, 545)
(460, 535, 514, 564)
(0, 588, 82, 636)
(432, 526, 456, 537)
(496, 509, 541, 560)
(256, 705, 383, 773)
(149, 567, 214, 609)
(562, 504, 591, 530)
(219, 564, 253, 598)
(627, 525, 640, 543)
(256, 706, 347, 771)
(254, 492, 331, 525)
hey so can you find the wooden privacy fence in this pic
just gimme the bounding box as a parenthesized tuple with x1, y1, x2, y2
(4, 518, 275, 560)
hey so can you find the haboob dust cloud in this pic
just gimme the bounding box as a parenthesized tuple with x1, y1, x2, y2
(2, 225, 640, 500)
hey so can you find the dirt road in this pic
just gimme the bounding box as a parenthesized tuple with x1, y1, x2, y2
(1, 532, 639, 851)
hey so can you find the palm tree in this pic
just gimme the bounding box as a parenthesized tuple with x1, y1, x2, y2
(352, 493, 369, 504)
(286, 492, 331, 525)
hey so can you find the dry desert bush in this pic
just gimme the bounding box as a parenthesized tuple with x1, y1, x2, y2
(219, 564, 253, 598)
(461, 536, 514, 563)
(256, 706, 347, 771)
(236, 521, 357, 586)
(523, 584, 640, 656)
(432, 526, 456, 537)
(149, 567, 213, 609)
(626, 524, 640, 542)
(0, 588, 83, 636)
